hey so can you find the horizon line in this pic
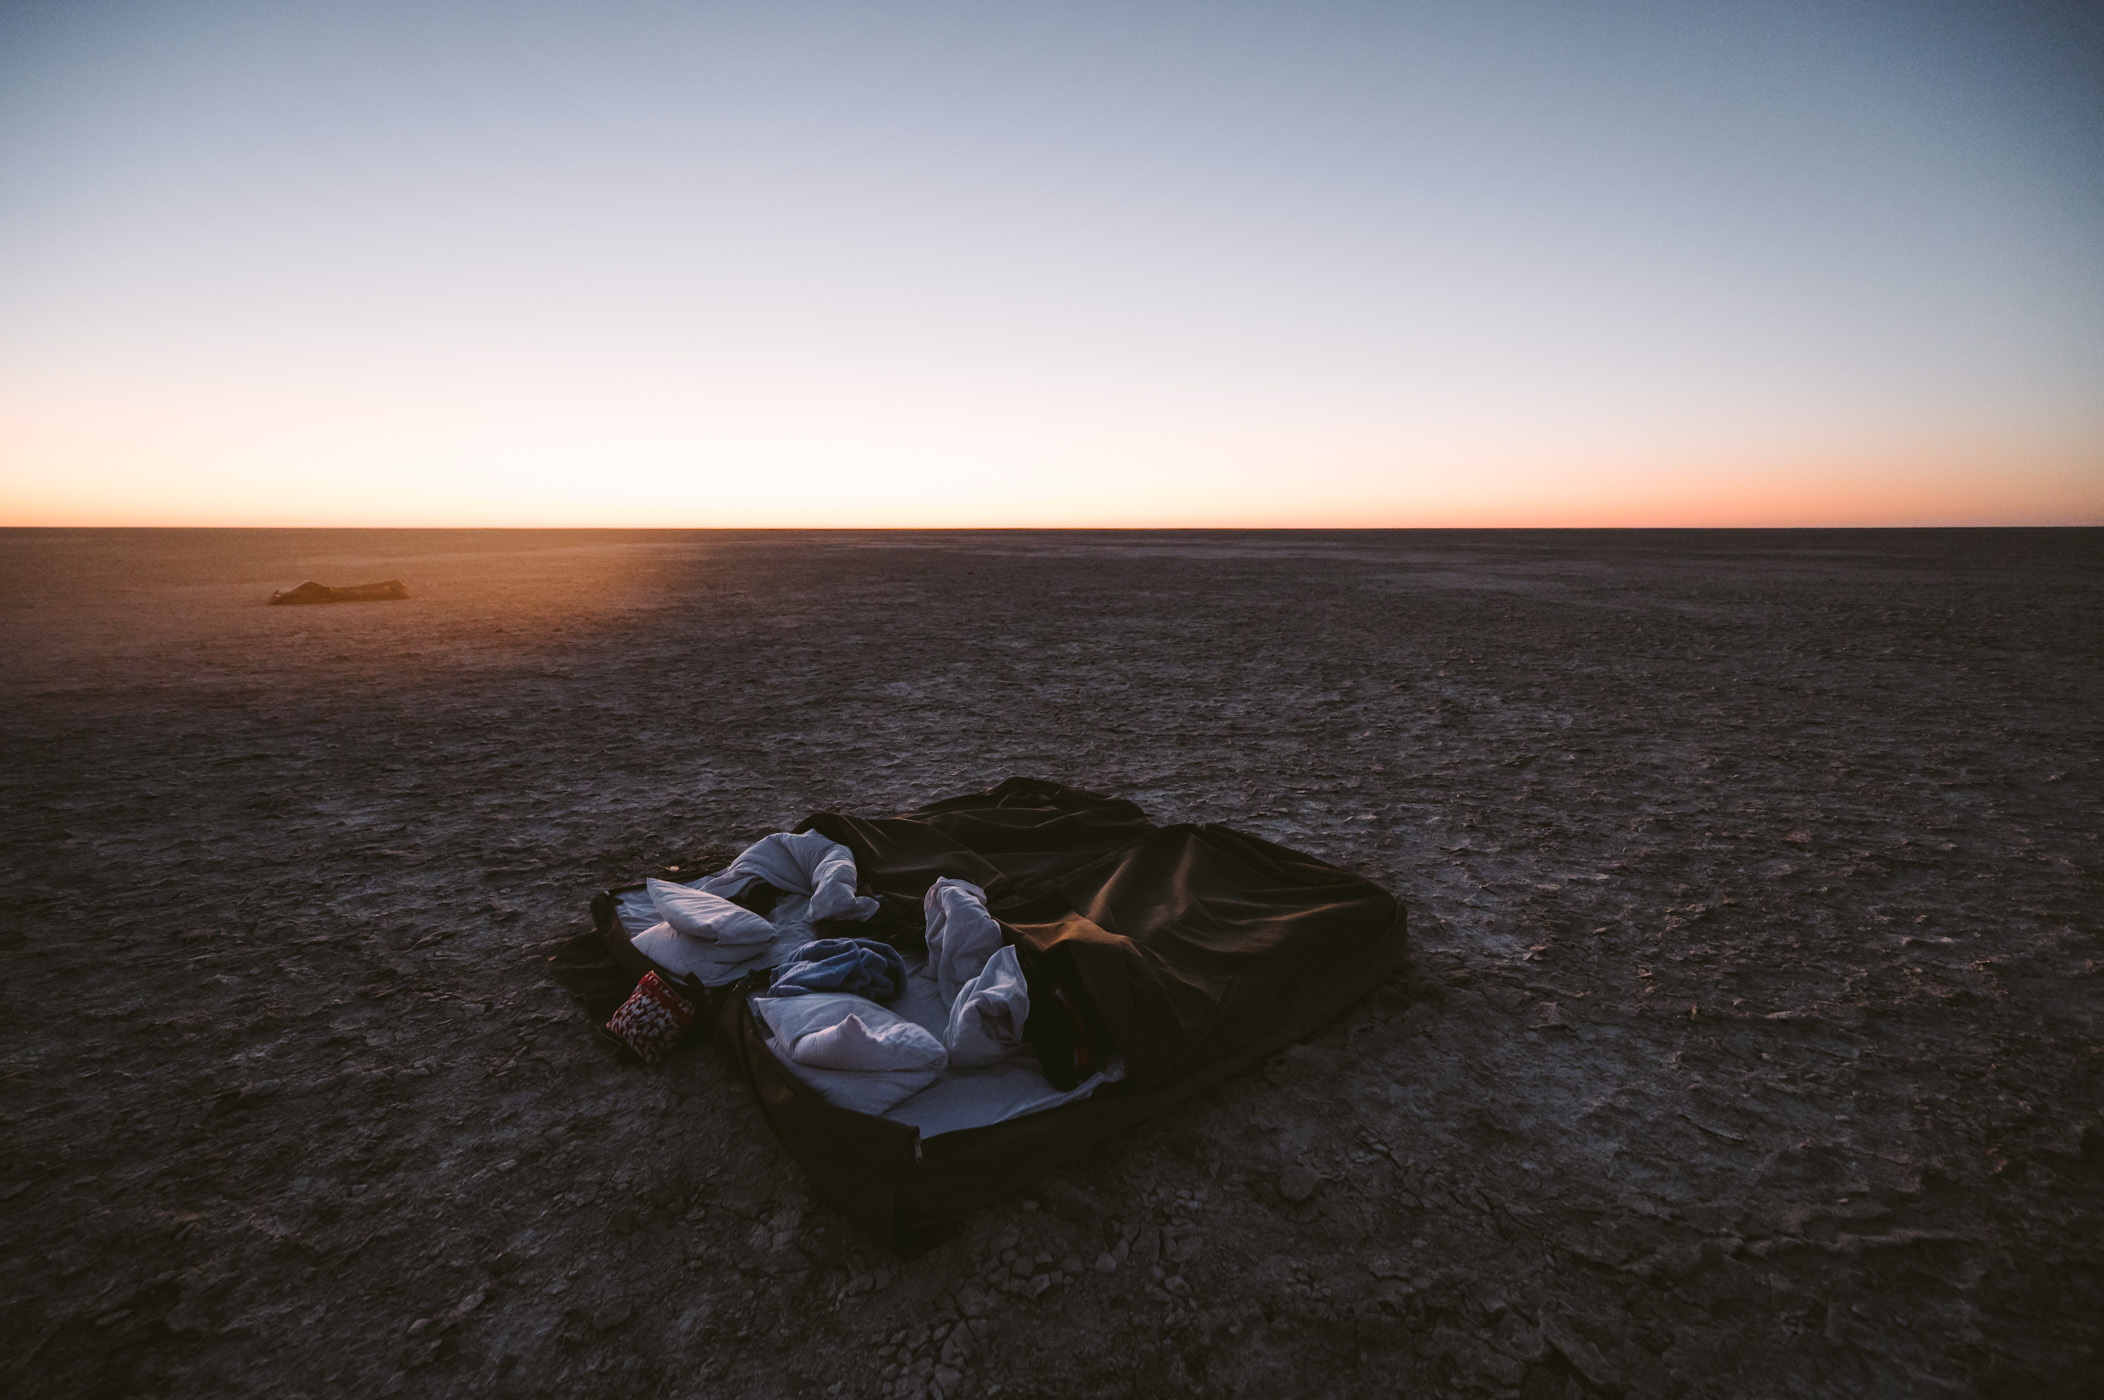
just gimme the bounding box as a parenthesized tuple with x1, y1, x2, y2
(6, 522, 2101, 533)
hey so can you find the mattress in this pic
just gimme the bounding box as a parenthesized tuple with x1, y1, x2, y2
(553, 777, 1407, 1252)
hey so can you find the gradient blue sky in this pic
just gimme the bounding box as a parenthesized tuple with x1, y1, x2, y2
(2, 0, 2100, 525)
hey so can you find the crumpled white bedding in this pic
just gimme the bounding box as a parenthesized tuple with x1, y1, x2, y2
(696, 831, 880, 923)
(922, 879, 1031, 1065)
(751, 991, 947, 1116)
(618, 832, 879, 987)
(623, 834, 1121, 1136)
(757, 954, 1122, 1134)
(924, 877, 1005, 1005)
(944, 945, 1030, 1068)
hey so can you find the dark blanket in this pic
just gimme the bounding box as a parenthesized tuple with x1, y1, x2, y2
(552, 777, 1407, 1252)
(800, 780, 1401, 1093)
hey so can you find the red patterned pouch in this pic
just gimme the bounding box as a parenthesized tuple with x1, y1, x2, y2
(606, 972, 695, 1064)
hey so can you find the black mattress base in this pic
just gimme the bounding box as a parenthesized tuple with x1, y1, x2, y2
(550, 778, 1408, 1253)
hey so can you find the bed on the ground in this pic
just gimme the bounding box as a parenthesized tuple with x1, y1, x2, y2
(548, 778, 1407, 1253)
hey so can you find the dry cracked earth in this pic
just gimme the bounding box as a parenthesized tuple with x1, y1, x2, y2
(1, 527, 2099, 1400)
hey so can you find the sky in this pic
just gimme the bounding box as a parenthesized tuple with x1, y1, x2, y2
(1, 0, 2100, 527)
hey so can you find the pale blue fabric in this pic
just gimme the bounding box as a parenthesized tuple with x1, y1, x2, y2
(768, 938, 908, 1002)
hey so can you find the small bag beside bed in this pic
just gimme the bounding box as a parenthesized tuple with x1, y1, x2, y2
(548, 777, 1407, 1254)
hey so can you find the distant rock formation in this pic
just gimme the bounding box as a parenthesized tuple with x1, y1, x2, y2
(269, 580, 410, 605)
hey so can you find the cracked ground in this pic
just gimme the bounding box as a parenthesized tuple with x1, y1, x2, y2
(1, 527, 2099, 1399)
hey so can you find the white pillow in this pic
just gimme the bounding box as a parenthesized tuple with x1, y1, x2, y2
(630, 921, 775, 984)
(754, 992, 947, 1115)
(794, 1012, 949, 1072)
(648, 877, 777, 944)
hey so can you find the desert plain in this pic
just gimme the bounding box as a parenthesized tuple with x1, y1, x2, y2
(1, 527, 2098, 1399)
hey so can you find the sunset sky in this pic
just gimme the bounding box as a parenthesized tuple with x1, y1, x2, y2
(2, 1, 2100, 527)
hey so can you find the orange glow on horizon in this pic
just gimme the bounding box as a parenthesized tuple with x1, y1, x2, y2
(3, 435, 2097, 530)
(4, 350, 2098, 528)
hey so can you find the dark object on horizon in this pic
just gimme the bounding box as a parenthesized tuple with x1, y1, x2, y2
(269, 579, 409, 605)
(551, 777, 1407, 1254)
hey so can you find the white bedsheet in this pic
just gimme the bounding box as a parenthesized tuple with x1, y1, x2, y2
(884, 1056, 1120, 1137)
(753, 951, 1122, 1137)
